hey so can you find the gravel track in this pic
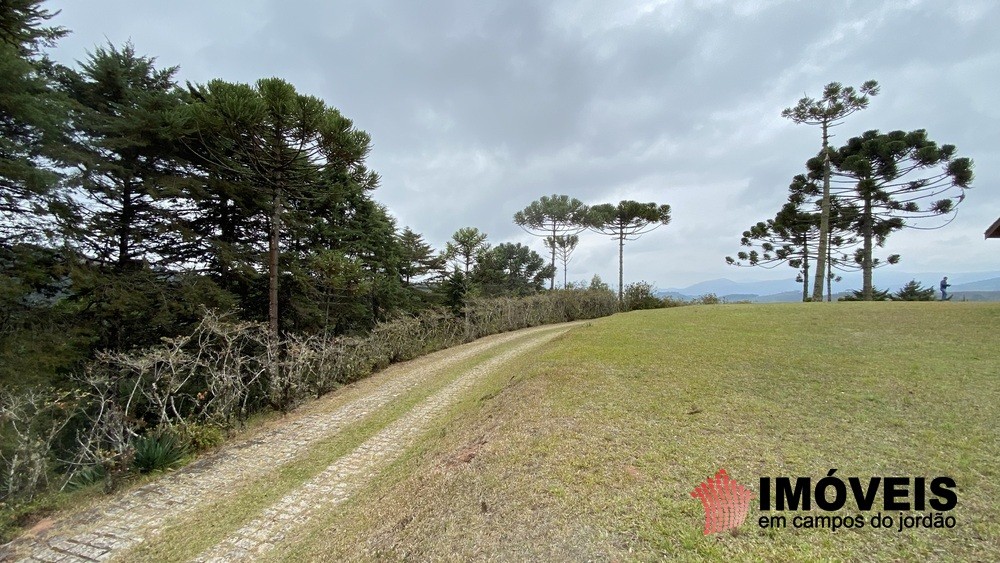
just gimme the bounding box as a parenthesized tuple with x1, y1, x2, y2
(2, 322, 578, 563)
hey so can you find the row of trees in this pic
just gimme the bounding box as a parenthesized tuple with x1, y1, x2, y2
(2, 22, 407, 385)
(0, 1, 629, 519)
(513, 195, 672, 301)
(0, 2, 620, 391)
(727, 80, 973, 301)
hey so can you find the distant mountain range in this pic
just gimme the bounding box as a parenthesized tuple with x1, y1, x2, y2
(658, 271, 1000, 303)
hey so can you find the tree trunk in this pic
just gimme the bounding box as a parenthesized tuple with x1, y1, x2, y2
(117, 178, 133, 270)
(826, 239, 833, 301)
(550, 225, 556, 290)
(268, 187, 281, 338)
(618, 227, 624, 304)
(219, 194, 234, 287)
(801, 234, 809, 302)
(812, 120, 830, 302)
(862, 195, 873, 301)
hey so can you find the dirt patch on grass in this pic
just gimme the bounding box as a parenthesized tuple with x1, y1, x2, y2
(444, 435, 488, 466)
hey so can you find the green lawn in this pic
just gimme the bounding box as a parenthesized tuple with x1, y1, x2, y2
(278, 302, 1000, 561)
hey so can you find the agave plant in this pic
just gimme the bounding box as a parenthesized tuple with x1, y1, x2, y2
(132, 432, 188, 473)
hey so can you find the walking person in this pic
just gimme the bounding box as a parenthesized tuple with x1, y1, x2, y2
(940, 276, 952, 301)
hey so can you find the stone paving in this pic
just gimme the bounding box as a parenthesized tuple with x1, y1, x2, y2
(194, 331, 565, 561)
(2, 323, 575, 562)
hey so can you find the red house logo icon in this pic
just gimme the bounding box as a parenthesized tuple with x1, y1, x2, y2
(690, 468, 755, 534)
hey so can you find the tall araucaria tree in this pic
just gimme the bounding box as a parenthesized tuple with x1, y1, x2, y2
(782, 79, 879, 301)
(182, 77, 375, 337)
(727, 201, 820, 302)
(513, 194, 588, 289)
(788, 172, 898, 300)
(820, 129, 973, 300)
(584, 200, 671, 303)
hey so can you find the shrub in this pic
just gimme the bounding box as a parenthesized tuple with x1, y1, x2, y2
(892, 280, 936, 301)
(696, 293, 721, 305)
(661, 296, 687, 308)
(839, 288, 891, 301)
(623, 281, 663, 311)
(63, 465, 106, 491)
(132, 431, 188, 474)
(180, 423, 225, 451)
(0, 388, 81, 504)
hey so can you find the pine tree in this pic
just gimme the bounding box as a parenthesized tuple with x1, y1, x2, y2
(445, 227, 489, 275)
(584, 201, 671, 302)
(398, 227, 444, 286)
(892, 280, 936, 301)
(62, 43, 188, 269)
(0, 0, 72, 242)
(513, 195, 588, 289)
(782, 80, 879, 301)
(544, 234, 579, 289)
(730, 176, 862, 301)
(471, 243, 554, 297)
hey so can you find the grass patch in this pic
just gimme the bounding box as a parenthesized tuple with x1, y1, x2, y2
(273, 303, 1000, 561)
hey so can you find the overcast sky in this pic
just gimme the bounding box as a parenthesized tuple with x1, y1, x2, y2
(44, 0, 1000, 291)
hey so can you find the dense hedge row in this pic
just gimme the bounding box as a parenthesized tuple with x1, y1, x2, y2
(0, 289, 618, 506)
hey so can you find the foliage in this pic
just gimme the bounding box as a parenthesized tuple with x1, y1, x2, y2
(588, 274, 611, 293)
(182, 76, 379, 336)
(839, 287, 891, 301)
(471, 242, 555, 297)
(819, 129, 973, 300)
(440, 267, 468, 314)
(0, 0, 72, 243)
(660, 295, 687, 308)
(727, 183, 858, 301)
(545, 234, 579, 289)
(892, 280, 936, 301)
(0, 387, 80, 503)
(1, 287, 618, 508)
(63, 464, 105, 491)
(445, 227, 488, 275)
(623, 281, 662, 311)
(464, 290, 617, 338)
(132, 431, 188, 474)
(398, 227, 445, 286)
(60, 42, 188, 269)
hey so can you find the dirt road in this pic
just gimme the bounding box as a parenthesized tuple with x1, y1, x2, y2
(3, 322, 582, 562)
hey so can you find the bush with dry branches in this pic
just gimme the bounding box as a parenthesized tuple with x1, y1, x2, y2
(1, 289, 618, 504)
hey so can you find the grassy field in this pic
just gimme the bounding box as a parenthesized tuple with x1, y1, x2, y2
(273, 302, 1000, 561)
